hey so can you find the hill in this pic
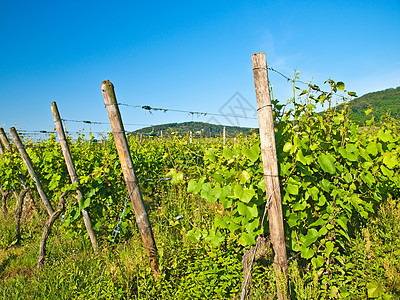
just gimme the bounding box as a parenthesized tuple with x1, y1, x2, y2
(131, 121, 257, 137)
(343, 86, 400, 124)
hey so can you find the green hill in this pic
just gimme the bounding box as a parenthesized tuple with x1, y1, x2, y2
(131, 121, 257, 137)
(343, 86, 400, 124)
(131, 87, 400, 136)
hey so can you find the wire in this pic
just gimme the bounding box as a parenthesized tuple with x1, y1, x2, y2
(266, 67, 353, 100)
(61, 118, 153, 127)
(116, 104, 259, 120)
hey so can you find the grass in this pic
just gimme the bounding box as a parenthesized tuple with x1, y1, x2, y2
(0, 186, 399, 299)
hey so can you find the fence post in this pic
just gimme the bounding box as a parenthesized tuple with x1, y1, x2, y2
(251, 53, 289, 300)
(190, 131, 193, 143)
(101, 80, 159, 276)
(0, 128, 12, 152)
(51, 102, 99, 252)
(223, 126, 226, 146)
(1, 128, 34, 209)
(9, 127, 54, 216)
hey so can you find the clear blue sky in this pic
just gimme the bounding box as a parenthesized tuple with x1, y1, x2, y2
(1, 0, 399, 137)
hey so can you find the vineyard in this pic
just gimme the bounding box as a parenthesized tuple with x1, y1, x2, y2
(1, 56, 400, 299)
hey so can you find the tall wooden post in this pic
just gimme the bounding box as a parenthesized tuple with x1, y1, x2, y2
(9, 128, 54, 216)
(101, 80, 159, 276)
(251, 53, 289, 300)
(1, 128, 34, 207)
(190, 131, 193, 143)
(0, 128, 12, 152)
(223, 126, 226, 146)
(51, 102, 98, 252)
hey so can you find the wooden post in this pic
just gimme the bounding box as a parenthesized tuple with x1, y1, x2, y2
(0, 128, 12, 152)
(1, 128, 34, 208)
(190, 131, 193, 143)
(223, 126, 226, 146)
(101, 80, 159, 276)
(51, 102, 98, 252)
(251, 53, 289, 300)
(9, 127, 54, 216)
(0, 141, 4, 154)
(15, 188, 29, 243)
(1, 187, 10, 217)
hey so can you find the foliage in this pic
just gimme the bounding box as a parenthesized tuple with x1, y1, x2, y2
(336, 86, 400, 125)
(132, 121, 258, 137)
(0, 79, 400, 299)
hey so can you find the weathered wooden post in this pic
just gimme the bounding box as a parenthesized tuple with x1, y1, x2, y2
(190, 131, 193, 143)
(101, 80, 159, 276)
(15, 188, 29, 243)
(51, 102, 99, 252)
(223, 126, 226, 146)
(0, 128, 12, 152)
(251, 53, 289, 300)
(9, 127, 54, 216)
(1, 128, 34, 209)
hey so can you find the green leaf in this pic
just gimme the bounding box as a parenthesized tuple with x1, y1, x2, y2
(296, 149, 313, 165)
(48, 174, 61, 191)
(382, 152, 398, 169)
(245, 218, 260, 234)
(211, 173, 224, 183)
(239, 170, 251, 184)
(205, 149, 217, 162)
(300, 246, 314, 259)
(286, 183, 299, 195)
(243, 146, 259, 163)
(335, 217, 348, 232)
(287, 213, 300, 227)
(283, 142, 292, 152)
(326, 241, 334, 256)
(311, 256, 324, 268)
(239, 232, 256, 246)
(317, 154, 336, 175)
(234, 184, 256, 203)
(336, 81, 345, 91)
(367, 281, 384, 298)
(237, 202, 258, 220)
(381, 165, 394, 177)
(187, 178, 204, 194)
(81, 197, 91, 210)
(166, 169, 184, 184)
(320, 179, 331, 192)
(200, 182, 216, 203)
(303, 228, 319, 247)
(318, 226, 328, 237)
(360, 172, 375, 187)
(223, 147, 234, 160)
(293, 201, 307, 211)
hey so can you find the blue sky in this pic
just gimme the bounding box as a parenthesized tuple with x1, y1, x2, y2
(1, 0, 399, 137)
